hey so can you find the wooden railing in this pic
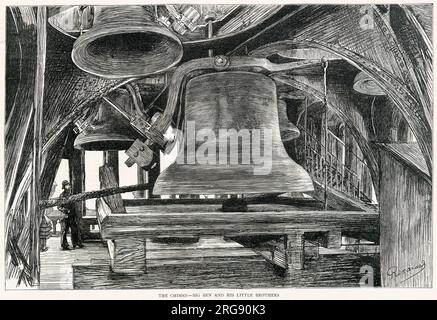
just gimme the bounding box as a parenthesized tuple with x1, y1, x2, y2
(295, 125, 373, 203)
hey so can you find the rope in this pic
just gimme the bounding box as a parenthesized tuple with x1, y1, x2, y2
(39, 183, 149, 209)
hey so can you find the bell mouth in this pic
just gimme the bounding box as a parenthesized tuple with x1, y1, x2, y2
(353, 71, 386, 96)
(153, 161, 314, 196)
(73, 133, 134, 151)
(72, 25, 183, 78)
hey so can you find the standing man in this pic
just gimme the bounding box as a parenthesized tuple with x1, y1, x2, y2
(57, 180, 84, 250)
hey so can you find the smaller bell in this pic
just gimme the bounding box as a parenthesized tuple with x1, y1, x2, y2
(278, 99, 300, 142)
(74, 96, 138, 151)
(353, 71, 386, 96)
(71, 5, 183, 78)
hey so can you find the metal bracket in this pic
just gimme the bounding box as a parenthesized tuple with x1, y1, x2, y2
(125, 139, 155, 169)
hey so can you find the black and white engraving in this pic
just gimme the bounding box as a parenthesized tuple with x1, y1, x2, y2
(4, 4, 432, 290)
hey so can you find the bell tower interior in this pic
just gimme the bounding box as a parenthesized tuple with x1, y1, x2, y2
(4, 4, 432, 290)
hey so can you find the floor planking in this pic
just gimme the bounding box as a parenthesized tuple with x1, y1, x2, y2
(40, 235, 380, 289)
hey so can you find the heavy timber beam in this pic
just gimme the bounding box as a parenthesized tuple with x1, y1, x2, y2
(29, 6, 47, 286)
(98, 207, 379, 240)
(103, 151, 119, 185)
(392, 5, 432, 121)
(5, 7, 37, 216)
(372, 5, 432, 124)
(272, 74, 380, 195)
(97, 199, 379, 273)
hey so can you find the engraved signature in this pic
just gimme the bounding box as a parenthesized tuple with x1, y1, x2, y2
(387, 260, 426, 283)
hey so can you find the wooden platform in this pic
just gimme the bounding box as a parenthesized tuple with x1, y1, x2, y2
(40, 233, 380, 289)
(39, 236, 261, 289)
(72, 252, 380, 289)
(40, 237, 108, 290)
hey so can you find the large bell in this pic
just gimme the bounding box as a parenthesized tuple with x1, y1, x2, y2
(71, 5, 183, 78)
(74, 96, 138, 151)
(153, 71, 314, 195)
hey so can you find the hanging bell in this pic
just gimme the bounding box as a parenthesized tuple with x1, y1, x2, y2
(71, 5, 183, 78)
(353, 71, 387, 95)
(74, 94, 138, 151)
(153, 71, 314, 195)
(278, 99, 300, 142)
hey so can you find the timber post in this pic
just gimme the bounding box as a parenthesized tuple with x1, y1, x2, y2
(29, 6, 47, 286)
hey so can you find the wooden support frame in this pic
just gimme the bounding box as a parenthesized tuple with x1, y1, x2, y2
(103, 151, 119, 184)
(326, 229, 342, 249)
(69, 149, 86, 217)
(107, 239, 147, 274)
(29, 6, 47, 285)
(99, 165, 126, 213)
(97, 199, 378, 274)
(285, 232, 305, 270)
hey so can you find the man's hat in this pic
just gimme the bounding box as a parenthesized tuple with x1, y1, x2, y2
(62, 180, 71, 189)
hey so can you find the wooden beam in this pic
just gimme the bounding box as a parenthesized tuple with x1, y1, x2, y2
(378, 146, 431, 287)
(103, 151, 119, 185)
(99, 165, 125, 213)
(373, 5, 432, 126)
(136, 166, 146, 198)
(326, 229, 342, 249)
(40, 130, 69, 199)
(123, 197, 321, 207)
(148, 148, 160, 198)
(286, 232, 305, 270)
(29, 6, 47, 286)
(5, 7, 37, 215)
(107, 239, 147, 274)
(98, 200, 379, 240)
(69, 149, 86, 217)
(226, 5, 312, 55)
(69, 148, 86, 242)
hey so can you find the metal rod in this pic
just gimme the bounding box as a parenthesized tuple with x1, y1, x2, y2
(304, 97, 308, 166)
(208, 21, 214, 57)
(30, 6, 47, 286)
(102, 96, 132, 121)
(321, 57, 329, 210)
(206, 14, 215, 57)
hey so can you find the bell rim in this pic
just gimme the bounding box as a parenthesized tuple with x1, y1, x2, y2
(73, 133, 135, 151)
(71, 24, 184, 79)
(153, 160, 315, 196)
(353, 71, 387, 96)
